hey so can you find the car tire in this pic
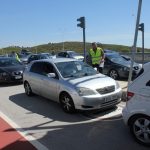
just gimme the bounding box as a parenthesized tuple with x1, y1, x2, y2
(129, 115, 150, 146)
(24, 82, 33, 96)
(109, 69, 119, 80)
(59, 92, 76, 113)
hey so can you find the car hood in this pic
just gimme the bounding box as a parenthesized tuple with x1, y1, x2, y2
(115, 60, 140, 68)
(73, 56, 84, 60)
(0, 65, 24, 73)
(66, 74, 116, 90)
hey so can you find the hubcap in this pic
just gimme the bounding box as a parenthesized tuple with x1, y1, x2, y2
(25, 83, 30, 95)
(110, 70, 118, 79)
(133, 118, 150, 143)
(62, 96, 71, 111)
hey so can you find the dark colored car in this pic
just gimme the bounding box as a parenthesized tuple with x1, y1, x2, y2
(104, 49, 119, 54)
(0, 57, 24, 83)
(27, 53, 54, 64)
(103, 53, 142, 80)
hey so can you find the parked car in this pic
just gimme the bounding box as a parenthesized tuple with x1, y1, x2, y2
(23, 58, 122, 113)
(103, 53, 142, 80)
(122, 62, 150, 146)
(57, 51, 84, 61)
(27, 53, 54, 64)
(121, 54, 142, 68)
(104, 49, 118, 54)
(0, 57, 24, 83)
(20, 49, 32, 56)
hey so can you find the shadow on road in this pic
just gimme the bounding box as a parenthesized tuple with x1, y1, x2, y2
(9, 93, 90, 123)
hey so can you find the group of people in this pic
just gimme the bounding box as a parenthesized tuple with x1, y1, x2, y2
(88, 42, 105, 73)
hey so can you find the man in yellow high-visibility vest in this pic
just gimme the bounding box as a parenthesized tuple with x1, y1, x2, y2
(89, 42, 105, 73)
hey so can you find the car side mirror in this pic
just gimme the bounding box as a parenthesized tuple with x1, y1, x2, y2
(47, 73, 56, 78)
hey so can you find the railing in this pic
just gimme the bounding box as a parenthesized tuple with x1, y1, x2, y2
(119, 52, 150, 63)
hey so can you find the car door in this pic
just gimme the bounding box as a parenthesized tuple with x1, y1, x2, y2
(39, 62, 60, 101)
(29, 62, 44, 95)
(103, 57, 112, 74)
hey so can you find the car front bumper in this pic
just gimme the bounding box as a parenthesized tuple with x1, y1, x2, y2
(73, 89, 122, 110)
(0, 75, 23, 83)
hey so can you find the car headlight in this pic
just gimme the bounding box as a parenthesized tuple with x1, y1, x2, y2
(115, 81, 120, 89)
(76, 87, 97, 96)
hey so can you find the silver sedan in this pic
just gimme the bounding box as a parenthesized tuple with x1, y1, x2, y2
(23, 58, 122, 113)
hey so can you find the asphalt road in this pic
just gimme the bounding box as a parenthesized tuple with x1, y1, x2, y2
(0, 82, 149, 150)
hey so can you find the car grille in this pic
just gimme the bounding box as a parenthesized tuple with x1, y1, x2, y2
(96, 86, 115, 95)
(100, 99, 120, 108)
(12, 71, 23, 76)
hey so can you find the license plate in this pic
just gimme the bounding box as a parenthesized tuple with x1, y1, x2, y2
(104, 95, 117, 102)
(15, 76, 22, 79)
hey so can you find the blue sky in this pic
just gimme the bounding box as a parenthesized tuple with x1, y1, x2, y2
(0, 0, 150, 48)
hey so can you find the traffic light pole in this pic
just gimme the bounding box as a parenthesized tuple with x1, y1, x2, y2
(127, 0, 142, 88)
(83, 27, 86, 63)
(77, 16, 86, 62)
(142, 26, 144, 66)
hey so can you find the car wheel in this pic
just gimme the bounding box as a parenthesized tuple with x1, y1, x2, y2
(24, 82, 33, 96)
(59, 93, 76, 113)
(109, 69, 119, 80)
(130, 115, 150, 146)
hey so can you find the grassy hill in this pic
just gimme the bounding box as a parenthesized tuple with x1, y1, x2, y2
(0, 41, 150, 55)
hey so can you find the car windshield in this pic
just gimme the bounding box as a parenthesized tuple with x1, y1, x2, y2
(55, 61, 97, 78)
(0, 58, 22, 67)
(107, 54, 127, 63)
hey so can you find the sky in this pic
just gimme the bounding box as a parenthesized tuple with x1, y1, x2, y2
(0, 0, 150, 49)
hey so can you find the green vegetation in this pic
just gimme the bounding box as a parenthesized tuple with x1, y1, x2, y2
(0, 42, 150, 55)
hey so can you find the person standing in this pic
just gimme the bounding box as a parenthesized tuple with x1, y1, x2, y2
(89, 42, 105, 73)
(11, 51, 21, 62)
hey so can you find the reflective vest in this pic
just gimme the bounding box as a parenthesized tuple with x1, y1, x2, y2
(15, 53, 20, 62)
(89, 48, 102, 65)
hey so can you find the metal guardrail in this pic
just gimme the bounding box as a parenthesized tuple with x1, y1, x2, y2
(119, 52, 150, 63)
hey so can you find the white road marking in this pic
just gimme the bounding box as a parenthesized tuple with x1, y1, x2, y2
(0, 111, 49, 150)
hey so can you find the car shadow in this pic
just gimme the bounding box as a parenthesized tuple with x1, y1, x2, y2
(9, 93, 91, 123)
(9, 92, 121, 123)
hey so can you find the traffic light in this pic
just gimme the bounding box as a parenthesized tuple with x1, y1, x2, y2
(77, 17, 85, 29)
(138, 23, 144, 32)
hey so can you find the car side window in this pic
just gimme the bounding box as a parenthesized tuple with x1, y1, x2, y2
(30, 62, 43, 74)
(58, 52, 63, 57)
(42, 62, 59, 79)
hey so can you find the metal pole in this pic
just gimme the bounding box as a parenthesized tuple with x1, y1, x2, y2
(142, 28, 144, 66)
(127, 0, 142, 87)
(83, 27, 86, 62)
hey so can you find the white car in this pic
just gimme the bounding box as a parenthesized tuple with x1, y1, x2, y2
(23, 58, 122, 113)
(122, 62, 150, 146)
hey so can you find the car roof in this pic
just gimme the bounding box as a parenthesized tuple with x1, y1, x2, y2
(58, 50, 75, 53)
(105, 53, 119, 56)
(32, 58, 76, 63)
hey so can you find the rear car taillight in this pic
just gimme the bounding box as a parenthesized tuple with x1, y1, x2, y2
(127, 91, 134, 101)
